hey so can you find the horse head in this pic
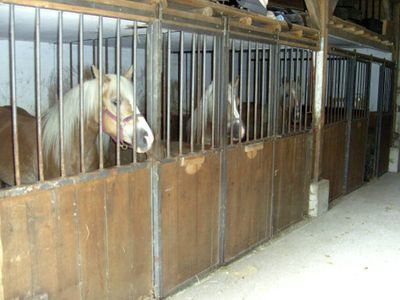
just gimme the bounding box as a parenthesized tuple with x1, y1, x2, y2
(282, 79, 302, 122)
(93, 65, 154, 153)
(227, 77, 245, 141)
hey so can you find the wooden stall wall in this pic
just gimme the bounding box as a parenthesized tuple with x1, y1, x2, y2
(160, 153, 220, 297)
(0, 168, 152, 300)
(224, 140, 273, 262)
(347, 119, 368, 192)
(321, 122, 347, 201)
(377, 114, 393, 176)
(273, 133, 312, 233)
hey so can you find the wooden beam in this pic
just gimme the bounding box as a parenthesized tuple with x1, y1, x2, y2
(304, 0, 321, 29)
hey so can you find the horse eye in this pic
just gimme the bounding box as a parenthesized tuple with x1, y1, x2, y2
(112, 99, 117, 106)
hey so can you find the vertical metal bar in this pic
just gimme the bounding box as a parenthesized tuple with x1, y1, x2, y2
(299, 48, 304, 130)
(105, 38, 109, 73)
(116, 18, 121, 165)
(79, 13, 85, 172)
(260, 44, 266, 138)
(132, 22, 137, 163)
(282, 46, 287, 135)
(69, 42, 73, 89)
(246, 41, 251, 142)
(201, 35, 206, 151)
(288, 48, 293, 133)
(336, 56, 341, 123)
(212, 35, 216, 149)
(293, 48, 298, 132)
(268, 45, 273, 137)
(239, 40, 244, 143)
(92, 39, 96, 66)
(254, 43, 259, 140)
(9, 5, 20, 185)
(35, 8, 44, 181)
(190, 33, 196, 152)
(98, 17, 104, 169)
(58, 11, 65, 177)
(179, 31, 184, 155)
(167, 30, 171, 158)
(328, 55, 334, 123)
(230, 39, 235, 145)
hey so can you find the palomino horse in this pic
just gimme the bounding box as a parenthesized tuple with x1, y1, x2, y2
(186, 78, 245, 145)
(0, 66, 154, 186)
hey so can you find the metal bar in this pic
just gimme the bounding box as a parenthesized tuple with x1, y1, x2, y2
(116, 18, 121, 165)
(299, 48, 304, 130)
(132, 22, 138, 163)
(268, 45, 273, 137)
(230, 39, 235, 145)
(92, 39, 96, 65)
(35, 8, 44, 181)
(167, 30, 171, 158)
(282, 47, 287, 135)
(246, 41, 251, 142)
(69, 42, 73, 89)
(79, 14, 85, 172)
(179, 31, 184, 155)
(98, 17, 104, 169)
(59, 11, 65, 177)
(254, 43, 259, 140)
(9, 5, 20, 185)
(293, 48, 298, 132)
(201, 35, 206, 151)
(288, 48, 293, 133)
(105, 38, 109, 74)
(260, 44, 266, 139)
(239, 40, 244, 143)
(190, 33, 196, 152)
(336, 56, 341, 123)
(212, 35, 216, 149)
(304, 50, 309, 128)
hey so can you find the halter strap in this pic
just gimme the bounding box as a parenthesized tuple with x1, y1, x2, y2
(102, 108, 140, 149)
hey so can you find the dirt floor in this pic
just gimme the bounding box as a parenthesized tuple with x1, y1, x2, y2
(168, 173, 400, 300)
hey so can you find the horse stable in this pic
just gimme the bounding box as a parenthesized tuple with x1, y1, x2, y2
(0, 0, 398, 299)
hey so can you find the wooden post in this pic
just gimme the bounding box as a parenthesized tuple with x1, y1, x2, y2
(304, 0, 328, 181)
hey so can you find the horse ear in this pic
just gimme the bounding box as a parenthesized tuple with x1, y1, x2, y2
(124, 65, 134, 79)
(91, 65, 100, 79)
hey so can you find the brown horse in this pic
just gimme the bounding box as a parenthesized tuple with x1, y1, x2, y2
(0, 66, 154, 186)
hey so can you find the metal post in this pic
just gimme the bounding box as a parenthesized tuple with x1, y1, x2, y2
(35, 8, 44, 181)
(59, 11, 66, 177)
(98, 17, 104, 169)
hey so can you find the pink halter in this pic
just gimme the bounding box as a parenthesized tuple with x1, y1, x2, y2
(102, 108, 134, 148)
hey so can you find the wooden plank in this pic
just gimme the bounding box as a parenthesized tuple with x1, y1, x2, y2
(273, 134, 310, 233)
(76, 180, 107, 300)
(54, 185, 81, 300)
(224, 141, 273, 261)
(26, 191, 59, 298)
(347, 119, 368, 192)
(321, 122, 346, 201)
(129, 169, 152, 299)
(1, 197, 33, 299)
(160, 153, 220, 297)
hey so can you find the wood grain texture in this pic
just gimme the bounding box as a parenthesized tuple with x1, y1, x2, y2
(160, 153, 220, 297)
(0, 168, 152, 300)
(347, 119, 368, 192)
(321, 122, 346, 201)
(273, 133, 311, 233)
(224, 141, 273, 262)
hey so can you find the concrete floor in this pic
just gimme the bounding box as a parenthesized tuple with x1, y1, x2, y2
(168, 173, 400, 300)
